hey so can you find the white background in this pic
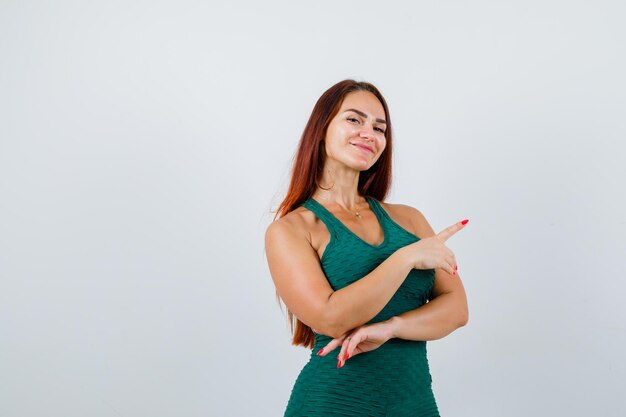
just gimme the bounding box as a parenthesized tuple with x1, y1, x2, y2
(1, 1, 624, 416)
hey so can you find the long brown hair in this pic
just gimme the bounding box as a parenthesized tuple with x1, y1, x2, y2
(272, 79, 394, 348)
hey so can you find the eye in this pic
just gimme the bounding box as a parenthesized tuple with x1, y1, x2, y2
(347, 116, 385, 133)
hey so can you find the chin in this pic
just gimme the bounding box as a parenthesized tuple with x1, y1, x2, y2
(351, 161, 374, 171)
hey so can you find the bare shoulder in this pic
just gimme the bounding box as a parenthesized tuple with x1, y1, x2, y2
(265, 206, 315, 245)
(378, 200, 436, 239)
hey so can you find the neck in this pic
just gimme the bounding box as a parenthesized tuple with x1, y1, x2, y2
(313, 189, 365, 208)
(312, 164, 366, 211)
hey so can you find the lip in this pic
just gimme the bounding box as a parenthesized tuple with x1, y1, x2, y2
(351, 142, 375, 153)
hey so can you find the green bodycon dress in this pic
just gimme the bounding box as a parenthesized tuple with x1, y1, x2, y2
(283, 196, 440, 417)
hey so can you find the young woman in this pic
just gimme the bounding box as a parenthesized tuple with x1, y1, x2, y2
(265, 79, 469, 416)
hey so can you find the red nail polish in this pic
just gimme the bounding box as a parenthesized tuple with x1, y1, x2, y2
(337, 361, 342, 368)
(317, 349, 324, 355)
(461, 219, 469, 225)
(455, 265, 458, 270)
(345, 353, 350, 360)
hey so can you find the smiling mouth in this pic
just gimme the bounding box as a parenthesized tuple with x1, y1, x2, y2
(351, 143, 374, 153)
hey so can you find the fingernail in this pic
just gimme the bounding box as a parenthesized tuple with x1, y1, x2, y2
(345, 352, 350, 360)
(453, 271, 456, 275)
(317, 349, 324, 355)
(455, 265, 458, 271)
(337, 361, 342, 368)
(461, 219, 469, 225)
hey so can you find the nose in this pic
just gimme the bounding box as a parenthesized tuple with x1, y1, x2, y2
(359, 125, 375, 141)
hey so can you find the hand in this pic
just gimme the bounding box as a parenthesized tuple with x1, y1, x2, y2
(316, 321, 394, 368)
(403, 219, 469, 275)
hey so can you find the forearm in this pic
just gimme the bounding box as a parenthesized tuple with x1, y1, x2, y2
(326, 247, 413, 338)
(386, 290, 469, 341)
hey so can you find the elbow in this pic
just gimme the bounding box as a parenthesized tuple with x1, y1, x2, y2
(325, 328, 345, 339)
(317, 294, 349, 339)
(315, 324, 344, 340)
(310, 312, 341, 339)
(305, 319, 341, 339)
(319, 317, 346, 339)
(458, 306, 469, 327)
(322, 317, 353, 340)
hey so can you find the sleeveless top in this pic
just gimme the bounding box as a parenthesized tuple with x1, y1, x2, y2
(283, 195, 440, 417)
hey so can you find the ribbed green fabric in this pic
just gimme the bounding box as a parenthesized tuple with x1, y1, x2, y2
(283, 196, 440, 417)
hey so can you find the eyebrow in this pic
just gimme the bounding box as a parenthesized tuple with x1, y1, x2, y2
(343, 108, 387, 124)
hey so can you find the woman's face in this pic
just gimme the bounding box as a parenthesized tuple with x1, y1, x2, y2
(323, 90, 387, 171)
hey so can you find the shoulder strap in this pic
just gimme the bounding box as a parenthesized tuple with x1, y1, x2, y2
(366, 196, 392, 224)
(301, 198, 343, 238)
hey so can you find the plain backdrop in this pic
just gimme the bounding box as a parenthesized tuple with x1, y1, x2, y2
(1, 1, 625, 416)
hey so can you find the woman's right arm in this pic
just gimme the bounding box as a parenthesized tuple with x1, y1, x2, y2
(265, 218, 415, 339)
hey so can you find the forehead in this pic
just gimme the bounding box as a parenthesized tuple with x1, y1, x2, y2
(339, 91, 385, 119)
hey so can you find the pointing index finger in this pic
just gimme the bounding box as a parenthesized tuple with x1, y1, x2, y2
(436, 219, 469, 242)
